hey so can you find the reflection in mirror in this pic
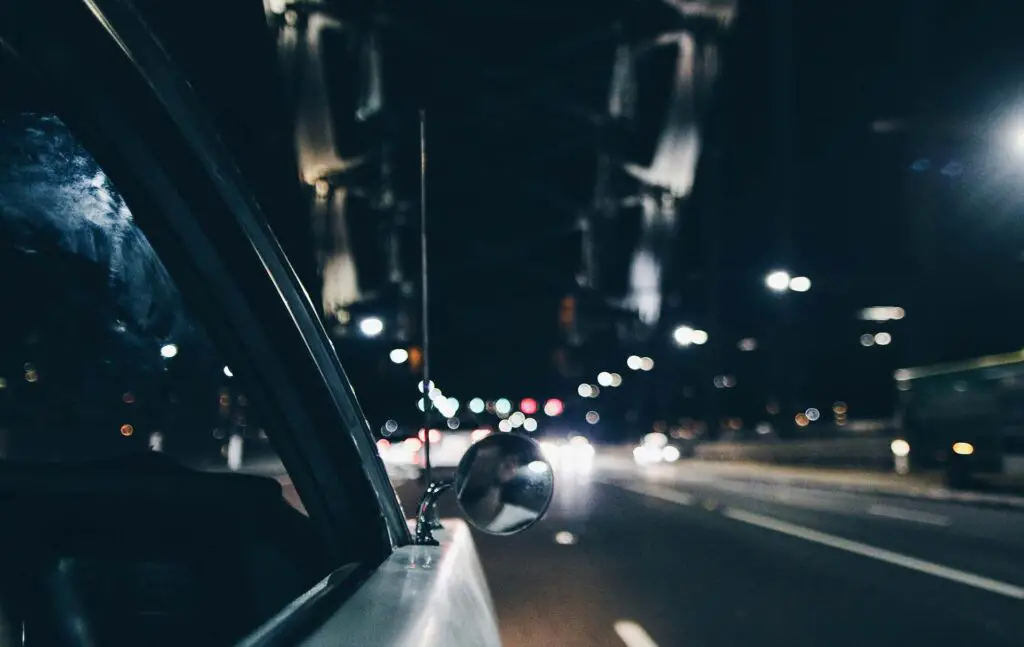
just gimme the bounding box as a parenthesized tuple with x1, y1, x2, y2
(454, 433, 554, 535)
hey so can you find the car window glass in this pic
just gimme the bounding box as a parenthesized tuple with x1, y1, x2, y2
(0, 98, 306, 513)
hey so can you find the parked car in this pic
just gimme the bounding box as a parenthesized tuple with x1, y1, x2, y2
(0, 3, 552, 646)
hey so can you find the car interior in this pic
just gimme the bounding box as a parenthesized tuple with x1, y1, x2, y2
(0, 50, 330, 647)
(0, 453, 327, 647)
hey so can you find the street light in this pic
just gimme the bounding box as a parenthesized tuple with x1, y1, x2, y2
(358, 316, 384, 337)
(673, 325, 695, 346)
(1001, 115, 1024, 156)
(766, 270, 811, 293)
(389, 348, 409, 364)
(765, 270, 791, 292)
(673, 325, 708, 346)
(789, 276, 811, 292)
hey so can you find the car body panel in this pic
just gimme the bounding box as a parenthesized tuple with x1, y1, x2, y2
(297, 519, 501, 647)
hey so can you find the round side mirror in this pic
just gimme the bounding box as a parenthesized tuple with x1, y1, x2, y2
(453, 433, 554, 535)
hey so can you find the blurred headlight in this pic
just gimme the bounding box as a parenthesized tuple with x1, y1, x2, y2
(539, 441, 558, 461)
(952, 441, 974, 456)
(633, 445, 662, 465)
(890, 439, 910, 458)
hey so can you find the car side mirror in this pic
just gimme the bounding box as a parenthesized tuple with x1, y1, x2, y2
(414, 433, 554, 544)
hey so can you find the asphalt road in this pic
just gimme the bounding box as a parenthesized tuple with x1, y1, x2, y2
(395, 458, 1024, 647)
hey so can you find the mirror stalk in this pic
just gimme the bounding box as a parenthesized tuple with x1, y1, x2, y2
(414, 479, 452, 545)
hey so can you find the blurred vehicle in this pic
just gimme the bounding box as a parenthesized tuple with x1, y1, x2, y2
(896, 350, 1024, 488)
(539, 435, 595, 472)
(633, 432, 682, 465)
(413, 427, 493, 471)
(376, 437, 424, 481)
(377, 427, 493, 480)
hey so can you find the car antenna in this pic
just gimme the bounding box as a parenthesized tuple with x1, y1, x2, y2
(419, 108, 433, 485)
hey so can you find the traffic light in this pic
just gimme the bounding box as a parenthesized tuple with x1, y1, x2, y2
(408, 346, 423, 372)
(559, 296, 576, 330)
(543, 399, 564, 417)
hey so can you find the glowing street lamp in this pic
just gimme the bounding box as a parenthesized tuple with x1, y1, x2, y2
(673, 326, 695, 346)
(673, 326, 709, 346)
(789, 276, 811, 292)
(359, 316, 384, 337)
(766, 270, 811, 293)
(765, 270, 791, 292)
(389, 348, 409, 364)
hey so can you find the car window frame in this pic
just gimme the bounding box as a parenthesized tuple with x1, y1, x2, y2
(0, 0, 410, 570)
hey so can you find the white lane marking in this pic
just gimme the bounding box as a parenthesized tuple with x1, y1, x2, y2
(708, 480, 847, 514)
(868, 504, 951, 527)
(723, 508, 1024, 600)
(601, 480, 694, 506)
(614, 620, 659, 647)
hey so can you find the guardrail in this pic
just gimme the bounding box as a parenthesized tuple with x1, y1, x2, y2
(692, 437, 894, 469)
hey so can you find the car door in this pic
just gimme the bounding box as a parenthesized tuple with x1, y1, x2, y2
(0, 1, 502, 645)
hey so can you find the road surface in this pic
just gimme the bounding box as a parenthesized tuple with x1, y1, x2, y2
(395, 458, 1024, 647)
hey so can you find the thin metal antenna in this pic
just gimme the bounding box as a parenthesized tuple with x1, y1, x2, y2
(419, 109, 432, 485)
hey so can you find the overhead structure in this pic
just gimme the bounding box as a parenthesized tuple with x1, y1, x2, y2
(258, 0, 735, 342)
(123, 0, 737, 422)
(269, 0, 415, 340)
(588, 1, 733, 337)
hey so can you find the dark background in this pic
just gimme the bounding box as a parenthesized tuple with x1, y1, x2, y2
(128, 0, 1024, 440)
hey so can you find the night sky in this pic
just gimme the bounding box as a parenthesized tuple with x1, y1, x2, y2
(126, 0, 1024, 438)
(340, 0, 1024, 435)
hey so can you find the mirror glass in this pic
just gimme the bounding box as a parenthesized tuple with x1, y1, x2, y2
(454, 433, 554, 535)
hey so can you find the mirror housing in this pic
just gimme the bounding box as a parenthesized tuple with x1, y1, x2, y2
(414, 433, 554, 544)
